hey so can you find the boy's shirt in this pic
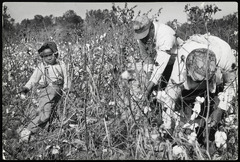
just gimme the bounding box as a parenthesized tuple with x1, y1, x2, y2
(146, 21, 180, 84)
(24, 60, 70, 90)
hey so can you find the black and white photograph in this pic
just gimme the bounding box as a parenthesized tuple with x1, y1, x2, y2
(2, 1, 238, 160)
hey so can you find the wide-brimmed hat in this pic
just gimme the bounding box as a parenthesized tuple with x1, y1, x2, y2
(38, 42, 58, 57)
(186, 48, 216, 81)
(133, 15, 152, 40)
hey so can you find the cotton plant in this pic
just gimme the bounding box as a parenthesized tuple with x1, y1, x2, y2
(181, 96, 204, 144)
(156, 91, 172, 129)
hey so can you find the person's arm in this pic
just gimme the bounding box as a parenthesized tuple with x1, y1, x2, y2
(208, 69, 237, 127)
(62, 62, 71, 91)
(24, 66, 42, 90)
(149, 50, 171, 84)
(218, 69, 237, 111)
(137, 40, 154, 64)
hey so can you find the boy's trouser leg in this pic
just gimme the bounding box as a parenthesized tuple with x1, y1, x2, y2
(27, 85, 62, 133)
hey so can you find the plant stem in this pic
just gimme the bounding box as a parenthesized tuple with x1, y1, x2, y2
(204, 22, 211, 160)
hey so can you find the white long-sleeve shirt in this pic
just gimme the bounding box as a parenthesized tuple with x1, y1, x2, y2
(163, 34, 237, 111)
(137, 20, 181, 84)
(24, 60, 70, 90)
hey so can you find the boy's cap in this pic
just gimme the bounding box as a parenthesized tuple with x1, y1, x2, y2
(186, 48, 216, 81)
(38, 42, 58, 56)
(133, 15, 152, 40)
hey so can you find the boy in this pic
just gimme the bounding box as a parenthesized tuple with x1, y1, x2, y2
(19, 41, 70, 142)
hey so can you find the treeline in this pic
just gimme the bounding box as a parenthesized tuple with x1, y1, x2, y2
(2, 3, 238, 50)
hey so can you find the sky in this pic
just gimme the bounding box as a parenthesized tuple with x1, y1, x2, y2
(3, 2, 238, 24)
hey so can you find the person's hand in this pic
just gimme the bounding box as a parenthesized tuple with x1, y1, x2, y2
(53, 78, 64, 85)
(19, 86, 29, 94)
(207, 108, 224, 127)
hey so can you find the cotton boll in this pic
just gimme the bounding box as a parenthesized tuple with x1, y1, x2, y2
(172, 145, 185, 157)
(187, 132, 197, 144)
(108, 101, 115, 106)
(218, 92, 228, 111)
(2, 149, 6, 160)
(190, 112, 198, 121)
(215, 131, 227, 149)
(52, 145, 60, 155)
(183, 123, 199, 130)
(144, 106, 151, 114)
(190, 96, 204, 120)
(20, 94, 26, 100)
(156, 90, 167, 103)
(151, 133, 159, 140)
(102, 148, 108, 153)
(121, 70, 131, 80)
(195, 96, 205, 103)
(225, 114, 236, 126)
(32, 99, 39, 106)
(20, 128, 31, 142)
